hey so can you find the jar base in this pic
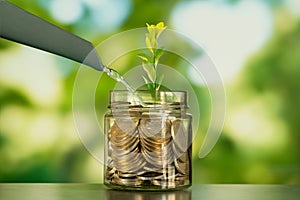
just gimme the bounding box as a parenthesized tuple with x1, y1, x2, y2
(104, 182, 192, 191)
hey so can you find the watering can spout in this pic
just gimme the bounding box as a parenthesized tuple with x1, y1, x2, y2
(0, 0, 103, 71)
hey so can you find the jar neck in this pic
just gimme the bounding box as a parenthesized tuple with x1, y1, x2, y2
(108, 90, 189, 113)
(110, 103, 187, 115)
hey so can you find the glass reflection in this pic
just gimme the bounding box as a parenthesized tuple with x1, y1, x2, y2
(104, 189, 191, 200)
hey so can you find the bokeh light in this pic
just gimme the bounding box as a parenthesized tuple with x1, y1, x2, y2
(225, 94, 288, 152)
(285, 0, 300, 17)
(82, 0, 132, 33)
(50, 0, 84, 25)
(171, 0, 273, 82)
(0, 46, 63, 107)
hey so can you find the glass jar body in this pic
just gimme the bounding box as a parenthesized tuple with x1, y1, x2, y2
(104, 91, 192, 190)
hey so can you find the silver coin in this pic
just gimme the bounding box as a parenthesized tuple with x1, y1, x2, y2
(113, 118, 139, 134)
(139, 118, 171, 138)
(171, 120, 188, 154)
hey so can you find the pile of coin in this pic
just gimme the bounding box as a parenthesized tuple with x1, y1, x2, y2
(139, 117, 173, 169)
(105, 115, 191, 188)
(172, 120, 190, 175)
(109, 118, 146, 173)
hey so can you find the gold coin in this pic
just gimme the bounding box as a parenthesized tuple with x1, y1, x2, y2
(177, 151, 189, 163)
(140, 135, 171, 146)
(175, 174, 189, 181)
(112, 146, 139, 160)
(151, 179, 177, 188)
(111, 134, 139, 153)
(105, 167, 116, 179)
(174, 158, 188, 175)
(111, 176, 143, 187)
(118, 172, 137, 178)
(107, 115, 192, 188)
(114, 153, 146, 173)
(141, 150, 174, 168)
(137, 172, 164, 181)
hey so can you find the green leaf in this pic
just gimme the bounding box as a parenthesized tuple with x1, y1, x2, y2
(148, 84, 155, 92)
(140, 22, 167, 94)
(154, 48, 164, 59)
(142, 61, 156, 83)
(142, 76, 150, 84)
(154, 48, 164, 68)
(142, 76, 154, 91)
(138, 53, 151, 62)
(156, 74, 164, 90)
(143, 76, 154, 91)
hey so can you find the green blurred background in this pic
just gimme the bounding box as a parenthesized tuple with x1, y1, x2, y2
(0, 0, 299, 184)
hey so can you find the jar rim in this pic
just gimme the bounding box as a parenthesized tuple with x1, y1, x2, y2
(109, 90, 188, 107)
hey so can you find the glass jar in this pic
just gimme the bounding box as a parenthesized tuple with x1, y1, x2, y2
(104, 90, 192, 190)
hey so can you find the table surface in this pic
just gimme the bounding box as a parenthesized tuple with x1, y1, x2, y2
(0, 184, 299, 200)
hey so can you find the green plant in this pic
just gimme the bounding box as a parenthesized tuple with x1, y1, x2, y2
(138, 22, 167, 92)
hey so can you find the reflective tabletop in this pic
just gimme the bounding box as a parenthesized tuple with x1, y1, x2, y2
(0, 184, 299, 200)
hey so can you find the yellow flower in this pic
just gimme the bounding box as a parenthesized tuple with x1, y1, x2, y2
(146, 22, 167, 38)
(156, 22, 165, 29)
(145, 22, 167, 53)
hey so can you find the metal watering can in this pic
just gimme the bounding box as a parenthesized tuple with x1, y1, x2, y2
(0, 0, 104, 71)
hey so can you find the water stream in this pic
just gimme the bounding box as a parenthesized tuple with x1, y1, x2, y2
(103, 66, 146, 107)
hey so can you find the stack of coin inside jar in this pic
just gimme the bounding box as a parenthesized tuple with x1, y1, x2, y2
(104, 111, 192, 189)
